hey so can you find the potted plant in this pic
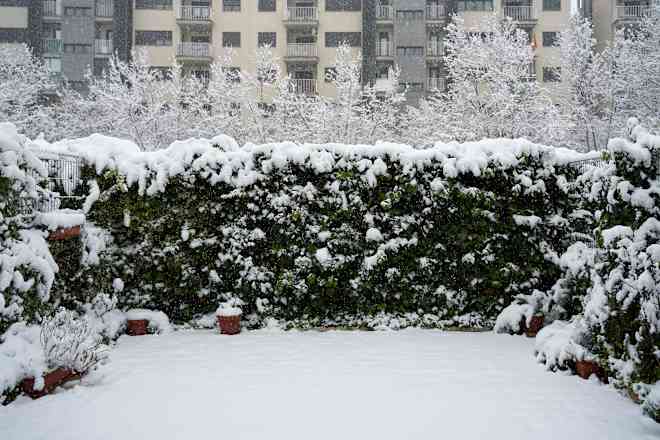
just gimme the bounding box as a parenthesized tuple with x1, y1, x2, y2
(216, 300, 243, 335)
(125, 309, 172, 336)
(22, 309, 103, 399)
(574, 358, 608, 383)
(525, 313, 545, 338)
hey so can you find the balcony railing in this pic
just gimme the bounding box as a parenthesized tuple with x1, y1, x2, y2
(376, 5, 394, 20)
(286, 43, 318, 58)
(285, 7, 319, 22)
(177, 42, 211, 58)
(43, 39, 63, 54)
(503, 5, 536, 21)
(94, 39, 113, 55)
(426, 4, 447, 19)
(428, 77, 447, 92)
(427, 41, 443, 56)
(376, 41, 393, 57)
(616, 5, 652, 19)
(178, 5, 212, 20)
(43, 0, 62, 17)
(291, 78, 317, 95)
(96, 0, 113, 17)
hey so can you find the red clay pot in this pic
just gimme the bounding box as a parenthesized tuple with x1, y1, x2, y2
(575, 360, 608, 383)
(48, 225, 81, 241)
(217, 315, 241, 335)
(127, 319, 148, 336)
(21, 368, 80, 399)
(525, 315, 545, 337)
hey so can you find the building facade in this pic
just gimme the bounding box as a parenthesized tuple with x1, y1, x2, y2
(0, 0, 646, 98)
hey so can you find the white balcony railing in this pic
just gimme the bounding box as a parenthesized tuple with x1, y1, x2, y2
(43, 0, 62, 17)
(426, 4, 447, 19)
(286, 43, 318, 58)
(427, 41, 443, 56)
(376, 5, 394, 19)
(94, 39, 113, 54)
(285, 7, 319, 21)
(428, 77, 447, 92)
(96, 0, 113, 17)
(178, 5, 212, 20)
(42, 38, 63, 54)
(376, 41, 393, 57)
(177, 42, 211, 58)
(291, 78, 317, 95)
(503, 5, 535, 21)
(616, 5, 652, 19)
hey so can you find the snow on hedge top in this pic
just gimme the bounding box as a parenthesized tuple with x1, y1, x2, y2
(23, 128, 599, 196)
(608, 119, 660, 164)
(0, 123, 45, 200)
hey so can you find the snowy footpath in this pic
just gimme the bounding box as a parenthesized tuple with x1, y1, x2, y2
(1, 330, 658, 440)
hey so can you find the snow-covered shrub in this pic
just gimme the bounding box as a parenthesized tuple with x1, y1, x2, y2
(0, 322, 46, 403)
(534, 319, 591, 370)
(643, 382, 660, 423)
(40, 308, 103, 373)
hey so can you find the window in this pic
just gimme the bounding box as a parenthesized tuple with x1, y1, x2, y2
(223, 0, 240, 11)
(258, 32, 277, 47)
(63, 44, 91, 53)
(396, 46, 424, 57)
(258, 0, 275, 11)
(326, 0, 361, 11)
(325, 32, 361, 47)
(0, 28, 27, 43)
(396, 10, 424, 20)
(542, 32, 558, 47)
(543, 0, 561, 10)
(324, 67, 337, 82)
(543, 67, 561, 82)
(135, 0, 172, 9)
(45, 57, 62, 73)
(455, 0, 493, 11)
(223, 67, 241, 83)
(135, 31, 172, 46)
(400, 82, 424, 91)
(223, 32, 241, 47)
(64, 7, 91, 16)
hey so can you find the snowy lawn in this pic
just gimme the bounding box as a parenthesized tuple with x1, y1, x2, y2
(1, 330, 658, 440)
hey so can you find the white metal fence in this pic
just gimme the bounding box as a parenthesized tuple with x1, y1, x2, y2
(177, 42, 211, 57)
(503, 5, 535, 20)
(178, 5, 212, 20)
(287, 43, 318, 58)
(285, 7, 318, 21)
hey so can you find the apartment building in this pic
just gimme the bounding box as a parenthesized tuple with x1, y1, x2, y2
(0, 0, 650, 99)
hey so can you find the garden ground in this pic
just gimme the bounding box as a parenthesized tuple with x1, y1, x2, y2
(1, 329, 658, 440)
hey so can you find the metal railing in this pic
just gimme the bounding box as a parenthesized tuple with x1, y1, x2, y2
(43, 39, 63, 54)
(615, 4, 653, 19)
(428, 77, 447, 91)
(177, 42, 211, 57)
(95, 0, 113, 17)
(94, 39, 113, 54)
(427, 41, 443, 56)
(427, 4, 448, 19)
(43, 0, 62, 17)
(286, 43, 318, 58)
(503, 5, 536, 20)
(376, 41, 393, 57)
(290, 78, 317, 94)
(567, 157, 612, 175)
(376, 4, 394, 19)
(178, 5, 212, 20)
(285, 7, 318, 21)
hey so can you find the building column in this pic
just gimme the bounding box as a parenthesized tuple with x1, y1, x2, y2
(362, 0, 377, 85)
(28, 0, 43, 58)
(113, 0, 133, 61)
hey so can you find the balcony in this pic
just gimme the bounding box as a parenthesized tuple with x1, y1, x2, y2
(376, 5, 394, 21)
(284, 7, 319, 25)
(43, 0, 62, 18)
(426, 4, 448, 21)
(502, 5, 536, 24)
(376, 41, 393, 58)
(290, 78, 317, 95)
(177, 5, 212, 22)
(428, 77, 447, 92)
(95, 0, 113, 19)
(43, 38, 63, 54)
(285, 43, 318, 61)
(94, 39, 113, 56)
(427, 41, 443, 57)
(615, 4, 653, 21)
(176, 42, 212, 60)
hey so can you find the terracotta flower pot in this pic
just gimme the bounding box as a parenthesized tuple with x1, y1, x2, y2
(525, 315, 545, 337)
(217, 314, 241, 335)
(48, 225, 81, 241)
(127, 319, 148, 336)
(21, 368, 80, 399)
(575, 360, 608, 383)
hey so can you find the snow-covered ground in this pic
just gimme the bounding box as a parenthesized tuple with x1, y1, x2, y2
(1, 330, 658, 440)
